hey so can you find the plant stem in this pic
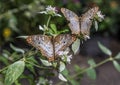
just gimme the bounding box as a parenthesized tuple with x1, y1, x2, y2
(46, 16, 51, 27)
(25, 61, 52, 70)
(72, 58, 110, 78)
(0, 66, 8, 73)
(56, 57, 111, 85)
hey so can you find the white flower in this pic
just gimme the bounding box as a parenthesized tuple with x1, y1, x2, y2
(38, 25, 48, 31)
(58, 48, 73, 64)
(39, 25, 44, 31)
(97, 11, 105, 21)
(38, 5, 61, 17)
(84, 35, 90, 41)
(66, 54, 72, 64)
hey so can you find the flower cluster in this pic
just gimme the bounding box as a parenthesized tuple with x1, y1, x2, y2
(58, 48, 73, 64)
(38, 5, 61, 17)
(96, 11, 105, 22)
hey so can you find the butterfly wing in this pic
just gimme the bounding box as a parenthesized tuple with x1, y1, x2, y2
(26, 35, 54, 61)
(61, 8, 80, 35)
(80, 6, 99, 37)
(54, 34, 76, 57)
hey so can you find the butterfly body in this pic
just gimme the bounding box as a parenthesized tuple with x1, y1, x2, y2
(61, 6, 99, 38)
(26, 34, 76, 61)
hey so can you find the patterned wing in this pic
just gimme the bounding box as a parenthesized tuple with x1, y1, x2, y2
(80, 6, 99, 37)
(54, 34, 76, 57)
(61, 8, 80, 35)
(26, 35, 54, 61)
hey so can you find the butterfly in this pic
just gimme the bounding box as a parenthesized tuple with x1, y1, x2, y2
(26, 34, 76, 61)
(61, 6, 99, 38)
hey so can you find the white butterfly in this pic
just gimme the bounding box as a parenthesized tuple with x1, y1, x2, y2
(26, 34, 76, 61)
(61, 6, 99, 38)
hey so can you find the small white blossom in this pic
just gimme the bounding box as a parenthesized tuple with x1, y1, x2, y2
(97, 11, 105, 21)
(66, 54, 72, 64)
(38, 5, 61, 17)
(84, 35, 90, 41)
(58, 48, 73, 64)
(39, 25, 44, 31)
(38, 25, 48, 31)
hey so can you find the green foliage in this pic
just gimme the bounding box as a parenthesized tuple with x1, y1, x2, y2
(98, 42, 112, 56)
(115, 53, 120, 59)
(4, 60, 25, 85)
(10, 44, 25, 54)
(86, 59, 96, 80)
(72, 39, 80, 54)
(113, 60, 120, 72)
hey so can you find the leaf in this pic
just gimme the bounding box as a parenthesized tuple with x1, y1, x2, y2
(5, 60, 25, 85)
(113, 60, 120, 72)
(26, 57, 37, 74)
(61, 69, 69, 76)
(87, 59, 96, 80)
(74, 65, 82, 72)
(88, 59, 96, 66)
(10, 44, 25, 54)
(16, 36, 28, 39)
(58, 29, 69, 34)
(94, 20, 98, 31)
(8, 14, 20, 33)
(72, 39, 80, 54)
(58, 73, 67, 82)
(98, 42, 112, 56)
(50, 24, 57, 34)
(59, 61, 66, 72)
(69, 79, 79, 85)
(115, 53, 120, 59)
(0, 55, 9, 65)
(86, 68, 96, 80)
(40, 59, 52, 66)
(0, 81, 4, 85)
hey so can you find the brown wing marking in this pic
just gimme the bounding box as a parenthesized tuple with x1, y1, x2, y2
(26, 35, 54, 61)
(80, 6, 99, 37)
(61, 8, 80, 35)
(54, 34, 76, 58)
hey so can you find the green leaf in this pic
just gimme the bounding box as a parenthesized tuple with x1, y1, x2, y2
(94, 20, 98, 31)
(0, 81, 4, 85)
(115, 53, 120, 59)
(74, 65, 82, 72)
(58, 73, 67, 82)
(50, 24, 57, 34)
(86, 68, 96, 80)
(72, 39, 80, 54)
(17, 36, 28, 39)
(25, 57, 36, 74)
(57, 29, 69, 34)
(87, 59, 96, 80)
(88, 59, 96, 66)
(98, 42, 112, 56)
(113, 60, 120, 72)
(69, 79, 79, 85)
(61, 69, 69, 76)
(40, 59, 52, 66)
(59, 61, 66, 72)
(10, 44, 25, 54)
(8, 14, 20, 33)
(5, 60, 25, 85)
(0, 55, 9, 65)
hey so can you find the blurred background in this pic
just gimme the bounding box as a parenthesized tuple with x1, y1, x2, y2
(0, 0, 120, 85)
